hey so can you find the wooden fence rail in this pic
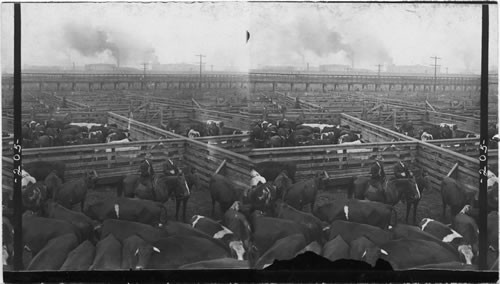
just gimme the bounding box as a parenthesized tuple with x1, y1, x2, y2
(21, 139, 185, 181)
(194, 109, 249, 130)
(249, 141, 418, 181)
(340, 113, 417, 143)
(416, 142, 480, 193)
(107, 112, 181, 140)
(184, 139, 253, 191)
(425, 111, 480, 133)
(194, 134, 253, 154)
(426, 138, 480, 157)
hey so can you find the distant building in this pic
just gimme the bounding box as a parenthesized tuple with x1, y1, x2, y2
(260, 66, 298, 72)
(151, 63, 202, 72)
(386, 64, 439, 75)
(305, 66, 320, 72)
(84, 64, 117, 72)
(23, 65, 63, 72)
(319, 64, 351, 73)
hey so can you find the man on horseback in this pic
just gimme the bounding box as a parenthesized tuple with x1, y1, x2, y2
(394, 160, 413, 179)
(369, 153, 386, 194)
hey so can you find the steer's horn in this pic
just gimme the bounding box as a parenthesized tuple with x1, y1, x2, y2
(324, 171, 329, 179)
(92, 170, 98, 178)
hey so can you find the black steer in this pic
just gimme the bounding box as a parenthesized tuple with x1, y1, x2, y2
(26, 233, 78, 271)
(24, 161, 66, 182)
(313, 199, 349, 223)
(60, 240, 96, 271)
(254, 234, 307, 269)
(86, 197, 167, 227)
(136, 236, 231, 269)
(250, 211, 311, 257)
(342, 199, 397, 229)
(255, 161, 297, 183)
(349, 236, 382, 267)
(100, 219, 168, 244)
(380, 239, 461, 270)
(22, 212, 81, 256)
(326, 220, 392, 247)
(180, 258, 250, 269)
(121, 235, 153, 270)
(322, 235, 350, 263)
(43, 200, 98, 242)
(274, 200, 328, 243)
(89, 234, 122, 270)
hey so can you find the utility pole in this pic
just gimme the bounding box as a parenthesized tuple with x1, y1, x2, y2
(430, 56, 441, 94)
(195, 54, 206, 89)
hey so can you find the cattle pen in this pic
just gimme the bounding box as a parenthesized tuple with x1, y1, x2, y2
(2, 82, 498, 274)
(4, 106, 495, 198)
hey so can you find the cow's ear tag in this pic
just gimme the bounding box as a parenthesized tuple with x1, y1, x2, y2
(153, 247, 161, 253)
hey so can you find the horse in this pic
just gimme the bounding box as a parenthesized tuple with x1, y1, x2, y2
(120, 170, 191, 222)
(350, 169, 429, 224)
(243, 170, 293, 216)
(284, 172, 327, 212)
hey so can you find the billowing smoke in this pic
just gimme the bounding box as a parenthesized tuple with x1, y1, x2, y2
(296, 19, 351, 57)
(63, 23, 156, 67)
(252, 16, 393, 68)
(295, 17, 393, 67)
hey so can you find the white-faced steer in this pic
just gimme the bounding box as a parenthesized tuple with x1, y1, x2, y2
(190, 215, 246, 261)
(419, 218, 474, 264)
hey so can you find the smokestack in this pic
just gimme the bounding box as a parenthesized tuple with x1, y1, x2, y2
(351, 53, 355, 69)
(307, 62, 309, 72)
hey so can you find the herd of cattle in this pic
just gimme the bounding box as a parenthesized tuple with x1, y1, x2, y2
(10, 114, 499, 152)
(3, 158, 498, 271)
(178, 117, 495, 149)
(17, 119, 133, 148)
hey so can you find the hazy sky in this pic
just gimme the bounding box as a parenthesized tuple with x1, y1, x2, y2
(1, 2, 498, 73)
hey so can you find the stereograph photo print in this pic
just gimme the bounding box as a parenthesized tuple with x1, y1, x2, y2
(1, 1, 498, 281)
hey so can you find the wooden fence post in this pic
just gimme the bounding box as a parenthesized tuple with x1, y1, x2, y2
(446, 162, 459, 178)
(214, 159, 227, 176)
